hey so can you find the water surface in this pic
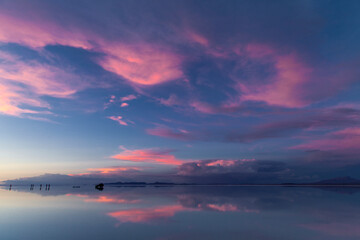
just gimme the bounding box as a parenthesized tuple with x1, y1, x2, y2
(1, 185, 359, 240)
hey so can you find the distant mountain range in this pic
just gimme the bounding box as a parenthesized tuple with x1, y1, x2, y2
(308, 176, 360, 185)
(105, 177, 360, 186)
(282, 176, 360, 186)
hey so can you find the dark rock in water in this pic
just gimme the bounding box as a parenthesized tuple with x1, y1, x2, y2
(95, 183, 104, 191)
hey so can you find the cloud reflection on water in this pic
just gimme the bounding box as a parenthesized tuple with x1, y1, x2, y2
(4, 185, 360, 239)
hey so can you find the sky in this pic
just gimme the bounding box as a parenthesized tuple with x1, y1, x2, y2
(0, 0, 360, 183)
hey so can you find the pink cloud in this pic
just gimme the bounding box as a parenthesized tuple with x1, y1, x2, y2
(0, 9, 333, 113)
(108, 116, 128, 126)
(0, 11, 184, 88)
(120, 102, 129, 107)
(104, 95, 117, 109)
(97, 43, 183, 85)
(206, 203, 238, 212)
(111, 147, 184, 165)
(238, 44, 313, 108)
(0, 51, 87, 117)
(0, 9, 356, 115)
(120, 94, 137, 102)
(0, 12, 92, 49)
(0, 82, 38, 116)
(104, 95, 135, 109)
(181, 43, 317, 112)
(68, 166, 141, 177)
(291, 127, 360, 152)
(87, 167, 140, 174)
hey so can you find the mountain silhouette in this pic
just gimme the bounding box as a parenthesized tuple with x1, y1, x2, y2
(310, 176, 360, 185)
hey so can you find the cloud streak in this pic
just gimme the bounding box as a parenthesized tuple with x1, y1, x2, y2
(291, 127, 360, 152)
(68, 166, 141, 177)
(108, 116, 129, 126)
(0, 51, 88, 117)
(111, 147, 185, 165)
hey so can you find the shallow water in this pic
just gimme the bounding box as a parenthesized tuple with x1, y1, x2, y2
(1, 185, 360, 240)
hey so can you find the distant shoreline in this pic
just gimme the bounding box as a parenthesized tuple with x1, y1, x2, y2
(106, 183, 360, 187)
(1, 184, 360, 189)
(100, 181, 360, 188)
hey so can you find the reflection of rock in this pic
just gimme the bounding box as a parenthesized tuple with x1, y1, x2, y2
(95, 183, 104, 191)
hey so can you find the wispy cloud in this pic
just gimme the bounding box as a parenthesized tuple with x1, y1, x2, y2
(98, 43, 183, 86)
(120, 94, 137, 102)
(68, 166, 141, 177)
(0, 12, 92, 49)
(0, 8, 184, 96)
(237, 44, 313, 108)
(0, 51, 87, 117)
(108, 116, 129, 126)
(291, 127, 360, 152)
(147, 127, 193, 141)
